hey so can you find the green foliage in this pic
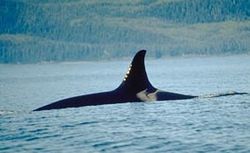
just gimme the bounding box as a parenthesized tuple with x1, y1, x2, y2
(0, 0, 249, 63)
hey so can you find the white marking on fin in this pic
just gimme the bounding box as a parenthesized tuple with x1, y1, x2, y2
(123, 64, 132, 81)
(136, 89, 159, 102)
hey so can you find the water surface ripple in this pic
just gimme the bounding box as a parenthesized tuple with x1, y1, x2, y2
(1, 56, 250, 152)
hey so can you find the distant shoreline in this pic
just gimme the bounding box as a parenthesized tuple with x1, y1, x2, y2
(1, 53, 249, 65)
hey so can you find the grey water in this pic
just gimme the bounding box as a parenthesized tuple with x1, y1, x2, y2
(0, 55, 250, 153)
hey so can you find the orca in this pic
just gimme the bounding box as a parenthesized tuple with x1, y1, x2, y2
(34, 50, 247, 111)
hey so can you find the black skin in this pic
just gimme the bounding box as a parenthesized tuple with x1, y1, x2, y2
(34, 50, 247, 111)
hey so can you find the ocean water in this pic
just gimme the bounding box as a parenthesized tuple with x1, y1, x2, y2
(0, 55, 250, 153)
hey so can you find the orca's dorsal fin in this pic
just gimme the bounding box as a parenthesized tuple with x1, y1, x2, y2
(116, 50, 156, 93)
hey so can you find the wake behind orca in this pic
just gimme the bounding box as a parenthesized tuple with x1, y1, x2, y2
(34, 50, 248, 111)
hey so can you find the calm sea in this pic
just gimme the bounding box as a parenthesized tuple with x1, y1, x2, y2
(0, 55, 250, 153)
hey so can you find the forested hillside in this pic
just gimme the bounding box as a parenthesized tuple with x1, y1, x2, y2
(0, 0, 249, 63)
